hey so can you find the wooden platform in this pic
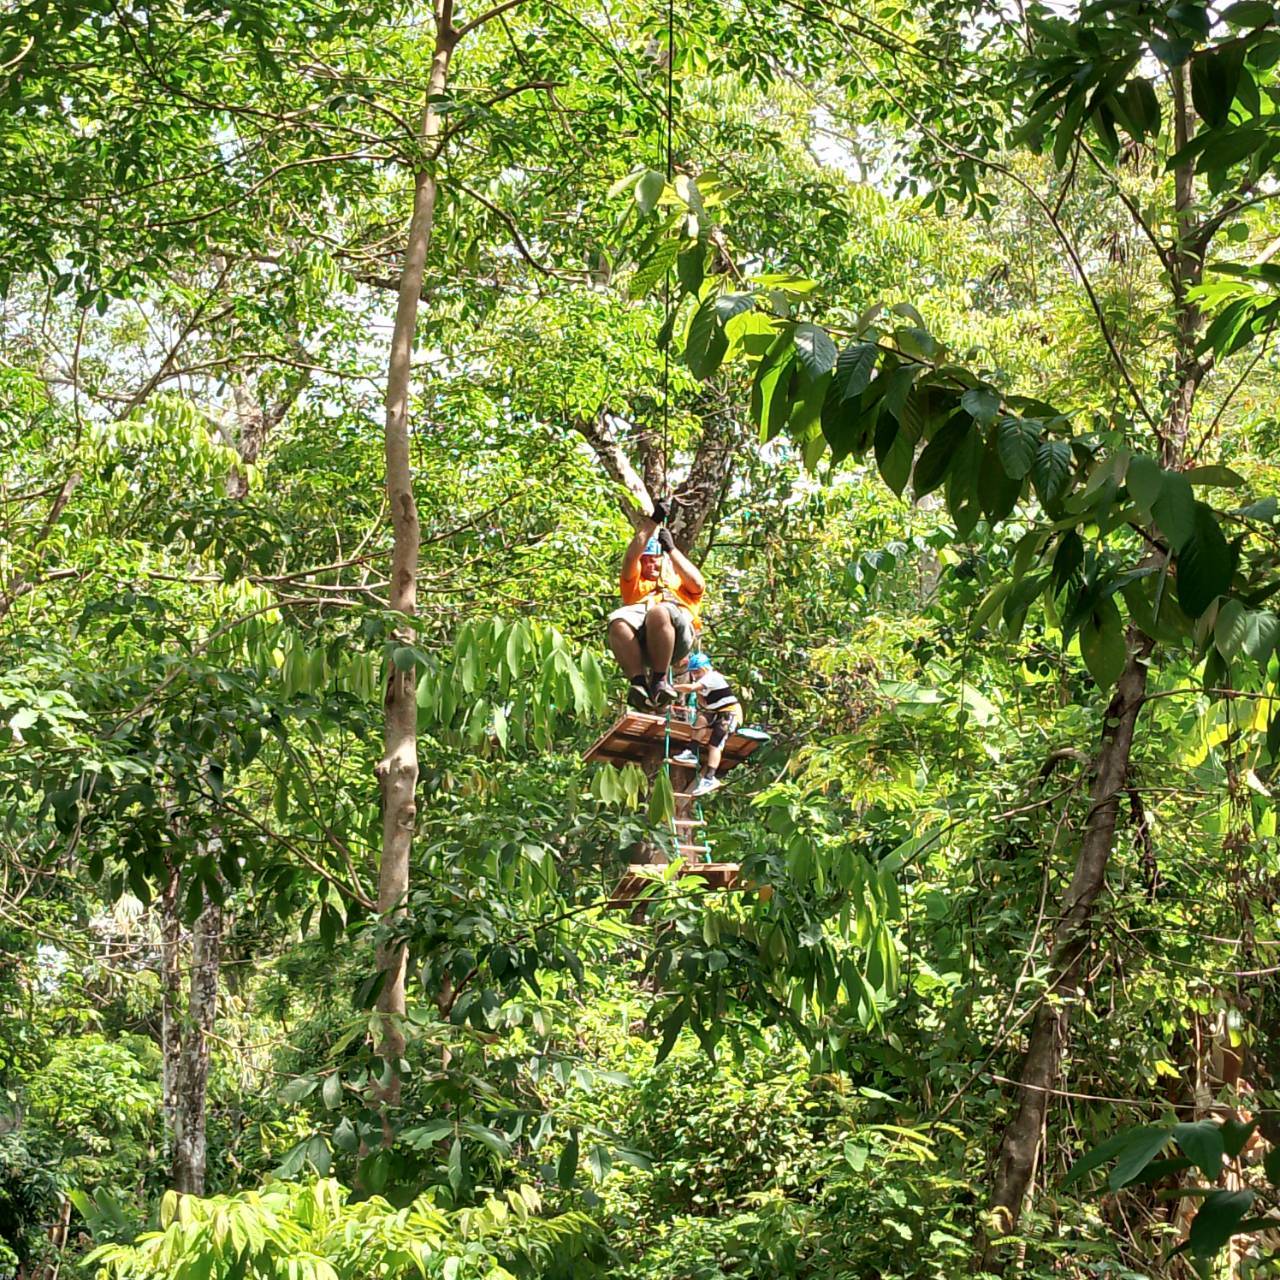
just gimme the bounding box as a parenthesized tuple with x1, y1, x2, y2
(585, 712, 770, 770)
(607, 860, 741, 908)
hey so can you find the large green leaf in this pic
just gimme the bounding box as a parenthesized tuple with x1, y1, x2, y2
(628, 239, 678, 298)
(1242, 608, 1280, 666)
(1189, 1189, 1255, 1258)
(979, 428, 1021, 522)
(1107, 1124, 1175, 1190)
(1173, 1120, 1225, 1179)
(684, 298, 728, 379)
(913, 415, 971, 497)
(1176, 502, 1235, 616)
(874, 413, 917, 497)
(789, 369, 833, 434)
(634, 169, 666, 214)
(836, 342, 878, 401)
(996, 417, 1040, 479)
(1080, 596, 1127, 689)
(1126, 453, 1163, 515)
(1213, 597, 1248, 661)
(751, 333, 797, 442)
(946, 426, 983, 537)
(1153, 471, 1196, 549)
(677, 243, 705, 297)
(822, 384, 875, 462)
(960, 385, 1000, 424)
(793, 322, 837, 379)
(1191, 43, 1244, 129)
(1032, 439, 1072, 505)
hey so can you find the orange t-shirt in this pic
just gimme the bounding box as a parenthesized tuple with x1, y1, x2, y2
(620, 558, 703, 628)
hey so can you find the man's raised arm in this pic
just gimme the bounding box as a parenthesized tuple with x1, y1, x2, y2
(668, 541, 705, 597)
(620, 515, 657, 582)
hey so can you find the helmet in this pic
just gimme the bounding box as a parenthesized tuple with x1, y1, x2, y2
(643, 535, 663, 556)
(687, 651, 711, 672)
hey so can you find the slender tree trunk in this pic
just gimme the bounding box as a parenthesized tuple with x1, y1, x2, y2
(373, 0, 457, 1099)
(159, 862, 182, 1160)
(982, 638, 1152, 1260)
(172, 890, 222, 1194)
(981, 62, 1203, 1266)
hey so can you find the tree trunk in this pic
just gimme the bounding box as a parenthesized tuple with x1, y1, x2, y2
(982, 637, 1151, 1259)
(373, 0, 457, 1100)
(982, 62, 1204, 1266)
(172, 889, 222, 1194)
(159, 862, 182, 1161)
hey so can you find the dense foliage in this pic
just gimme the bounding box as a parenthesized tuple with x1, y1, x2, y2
(7, 0, 1280, 1275)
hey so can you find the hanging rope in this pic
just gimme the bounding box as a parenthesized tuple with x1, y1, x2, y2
(660, 0, 675, 498)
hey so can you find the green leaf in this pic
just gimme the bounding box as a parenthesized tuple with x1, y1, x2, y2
(676, 244, 705, 297)
(1032, 440, 1073, 505)
(821, 386, 874, 463)
(613, 1146, 653, 1172)
(655, 1003, 685, 1064)
(1242, 609, 1280, 665)
(280, 1076, 317, 1105)
(1173, 1120, 1225, 1179)
(1214, 598, 1248, 660)
(1223, 0, 1274, 23)
(1107, 1125, 1174, 1190)
(946, 425, 983, 538)
(793, 323, 837, 378)
(557, 1131, 579, 1189)
(332, 1118, 359, 1153)
(1191, 44, 1244, 129)
(448, 1137, 464, 1195)
(628, 240, 678, 299)
(634, 169, 665, 215)
(913, 415, 971, 498)
(1080, 596, 1127, 689)
(684, 299, 728, 380)
(1126, 453, 1163, 515)
(1153, 471, 1196, 549)
(751, 332, 797, 442)
(649, 770, 675, 824)
(874, 413, 917, 498)
(1189, 1188, 1255, 1258)
(996, 417, 1040, 479)
(1121, 77, 1161, 138)
(979, 429, 1022, 522)
(321, 1073, 342, 1109)
(1185, 464, 1246, 488)
(837, 342, 878, 401)
(462, 1121, 511, 1158)
(790, 369, 833, 435)
(1177, 502, 1235, 616)
(586, 1144, 613, 1182)
(960, 385, 1000, 424)
(1221, 1116, 1257, 1158)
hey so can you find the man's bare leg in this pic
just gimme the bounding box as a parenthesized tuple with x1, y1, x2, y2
(608, 619, 646, 679)
(644, 606, 675, 672)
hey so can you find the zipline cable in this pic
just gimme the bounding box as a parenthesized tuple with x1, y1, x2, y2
(660, 0, 675, 498)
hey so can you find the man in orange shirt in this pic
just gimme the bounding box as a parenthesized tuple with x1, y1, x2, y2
(608, 499, 706, 711)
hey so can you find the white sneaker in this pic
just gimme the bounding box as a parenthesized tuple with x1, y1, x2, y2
(669, 749, 699, 766)
(691, 774, 721, 797)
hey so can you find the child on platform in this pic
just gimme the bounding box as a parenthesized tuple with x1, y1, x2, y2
(669, 651, 742, 797)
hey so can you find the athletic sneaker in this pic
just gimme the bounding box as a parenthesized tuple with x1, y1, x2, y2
(669, 749, 699, 767)
(650, 675, 678, 707)
(691, 774, 721, 797)
(627, 676, 654, 711)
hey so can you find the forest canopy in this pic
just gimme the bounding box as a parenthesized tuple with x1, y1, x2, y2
(5, 0, 1280, 1275)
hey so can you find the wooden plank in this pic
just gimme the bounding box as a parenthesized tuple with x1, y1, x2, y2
(605, 859, 741, 909)
(585, 711, 770, 770)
